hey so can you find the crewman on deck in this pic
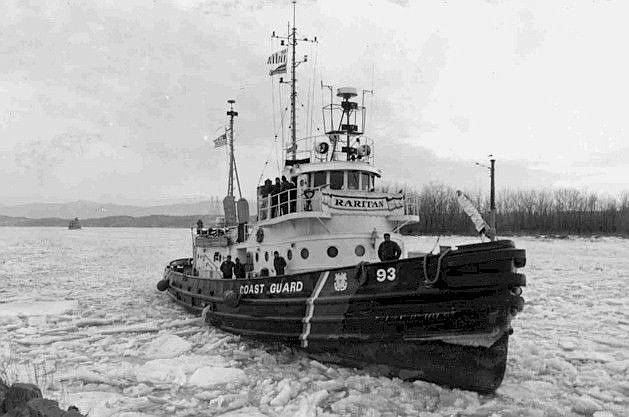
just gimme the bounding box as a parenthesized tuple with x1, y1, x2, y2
(234, 258, 246, 278)
(273, 251, 286, 276)
(196, 219, 203, 234)
(378, 233, 401, 261)
(285, 177, 297, 213)
(271, 177, 281, 218)
(220, 255, 235, 279)
(280, 176, 291, 215)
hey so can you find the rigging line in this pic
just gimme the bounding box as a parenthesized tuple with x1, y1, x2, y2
(278, 74, 285, 165)
(270, 73, 281, 176)
(304, 43, 312, 143)
(276, 106, 290, 175)
(270, 60, 278, 149)
(310, 44, 319, 141)
(233, 148, 243, 199)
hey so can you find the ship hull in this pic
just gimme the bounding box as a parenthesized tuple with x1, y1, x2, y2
(159, 239, 525, 393)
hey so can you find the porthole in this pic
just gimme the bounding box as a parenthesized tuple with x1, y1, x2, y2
(300, 248, 309, 259)
(265, 251, 269, 262)
(327, 246, 338, 258)
(287, 249, 293, 260)
(355, 245, 365, 257)
(255, 252, 259, 262)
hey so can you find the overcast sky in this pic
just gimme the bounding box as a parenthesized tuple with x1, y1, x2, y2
(1, 0, 627, 205)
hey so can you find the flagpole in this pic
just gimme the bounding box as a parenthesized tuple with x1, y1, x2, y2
(227, 99, 238, 197)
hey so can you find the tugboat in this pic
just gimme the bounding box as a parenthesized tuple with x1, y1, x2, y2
(68, 217, 81, 230)
(158, 3, 526, 393)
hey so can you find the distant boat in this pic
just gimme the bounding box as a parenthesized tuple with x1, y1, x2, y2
(68, 217, 81, 230)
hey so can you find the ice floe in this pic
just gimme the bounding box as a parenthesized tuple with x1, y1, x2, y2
(0, 229, 627, 416)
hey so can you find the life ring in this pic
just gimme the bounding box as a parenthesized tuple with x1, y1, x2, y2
(303, 189, 315, 199)
(315, 142, 329, 154)
(256, 228, 264, 243)
(223, 290, 240, 308)
(357, 144, 371, 158)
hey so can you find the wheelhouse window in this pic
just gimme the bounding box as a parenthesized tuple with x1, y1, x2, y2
(361, 173, 371, 190)
(313, 171, 326, 188)
(330, 171, 344, 190)
(348, 171, 360, 190)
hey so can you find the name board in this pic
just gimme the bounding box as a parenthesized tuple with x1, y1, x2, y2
(322, 192, 404, 212)
(239, 280, 304, 296)
(332, 197, 387, 210)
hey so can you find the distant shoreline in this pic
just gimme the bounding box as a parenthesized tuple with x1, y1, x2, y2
(1, 217, 627, 238)
(0, 214, 218, 229)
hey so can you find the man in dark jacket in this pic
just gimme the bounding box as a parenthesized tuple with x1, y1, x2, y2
(273, 251, 286, 276)
(233, 258, 246, 278)
(271, 177, 281, 218)
(280, 176, 291, 215)
(378, 233, 401, 261)
(220, 255, 235, 279)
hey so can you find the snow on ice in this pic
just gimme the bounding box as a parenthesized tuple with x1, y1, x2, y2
(0, 228, 628, 416)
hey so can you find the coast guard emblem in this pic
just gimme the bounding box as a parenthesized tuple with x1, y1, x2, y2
(333, 272, 347, 292)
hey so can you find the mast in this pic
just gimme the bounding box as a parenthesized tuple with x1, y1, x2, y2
(271, 1, 316, 164)
(290, 0, 297, 161)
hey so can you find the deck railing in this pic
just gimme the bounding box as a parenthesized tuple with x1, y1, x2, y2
(257, 186, 325, 221)
(403, 194, 420, 216)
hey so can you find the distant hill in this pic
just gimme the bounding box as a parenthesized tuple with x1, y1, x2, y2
(0, 214, 220, 228)
(0, 200, 228, 219)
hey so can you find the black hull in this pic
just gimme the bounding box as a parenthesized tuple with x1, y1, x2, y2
(159, 239, 525, 393)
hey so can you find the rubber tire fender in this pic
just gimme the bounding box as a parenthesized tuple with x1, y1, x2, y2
(156, 279, 169, 291)
(223, 290, 240, 308)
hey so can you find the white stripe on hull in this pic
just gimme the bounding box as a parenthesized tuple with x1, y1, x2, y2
(300, 271, 329, 348)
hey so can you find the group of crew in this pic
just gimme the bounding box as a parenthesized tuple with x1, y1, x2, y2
(195, 219, 226, 237)
(219, 251, 286, 279)
(219, 255, 246, 279)
(259, 176, 297, 218)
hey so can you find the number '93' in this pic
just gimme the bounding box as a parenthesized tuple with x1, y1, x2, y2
(376, 267, 396, 282)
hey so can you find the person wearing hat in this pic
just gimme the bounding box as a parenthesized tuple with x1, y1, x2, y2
(220, 255, 235, 279)
(273, 251, 287, 276)
(233, 257, 246, 278)
(378, 233, 401, 261)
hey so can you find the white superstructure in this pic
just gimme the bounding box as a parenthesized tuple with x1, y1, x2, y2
(193, 86, 419, 278)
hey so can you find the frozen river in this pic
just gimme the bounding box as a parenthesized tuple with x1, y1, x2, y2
(0, 227, 627, 417)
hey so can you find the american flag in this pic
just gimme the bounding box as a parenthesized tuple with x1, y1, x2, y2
(213, 133, 227, 148)
(269, 63, 287, 76)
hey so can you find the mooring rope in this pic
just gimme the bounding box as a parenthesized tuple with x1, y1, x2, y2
(423, 236, 450, 287)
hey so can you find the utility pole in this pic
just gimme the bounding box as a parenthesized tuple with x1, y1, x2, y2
(474, 155, 497, 238)
(490, 157, 496, 232)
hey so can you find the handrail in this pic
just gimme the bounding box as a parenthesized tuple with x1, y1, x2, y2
(198, 253, 223, 278)
(258, 186, 326, 220)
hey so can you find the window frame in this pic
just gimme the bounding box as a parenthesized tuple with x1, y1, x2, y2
(348, 171, 360, 190)
(329, 170, 344, 190)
